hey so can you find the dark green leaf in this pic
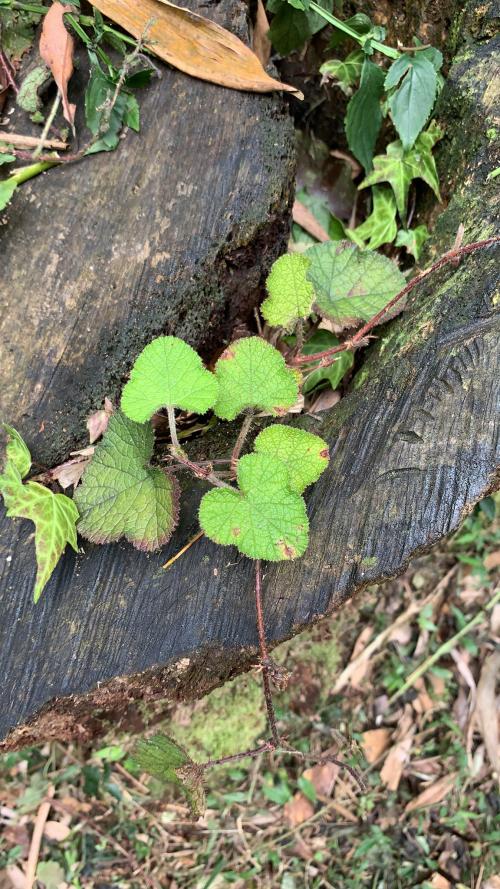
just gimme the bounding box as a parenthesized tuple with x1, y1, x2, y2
(389, 55, 437, 148)
(299, 329, 354, 393)
(345, 58, 385, 172)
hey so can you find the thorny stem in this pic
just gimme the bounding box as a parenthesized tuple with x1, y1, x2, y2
(230, 413, 253, 474)
(0, 50, 18, 93)
(291, 236, 500, 369)
(32, 93, 61, 160)
(255, 560, 281, 747)
(200, 740, 276, 769)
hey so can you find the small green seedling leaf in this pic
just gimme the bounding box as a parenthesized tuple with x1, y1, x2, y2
(254, 425, 329, 494)
(350, 186, 398, 249)
(345, 58, 385, 172)
(121, 335, 218, 424)
(307, 240, 405, 321)
(359, 121, 443, 219)
(1, 423, 32, 478)
(74, 411, 179, 551)
(320, 49, 363, 94)
(199, 452, 309, 561)
(261, 254, 315, 331)
(213, 337, 299, 420)
(134, 734, 205, 818)
(395, 225, 430, 260)
(0, 424, 79, 602)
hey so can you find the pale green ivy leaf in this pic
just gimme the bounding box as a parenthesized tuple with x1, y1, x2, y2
(350, 185, 398, 249)
(320, 49, 364, 94)
(121, 335, 218, 424)
(307, 240, 405, 321)
(1, 423, 32, 478)
(345, 58, 385, 172)
(396, 224, 430, 260)
(199, 452, 309, 561)
(0, 178, 18, 211)
(261, 254, 315, 331)
(213, 337, 299, 420)
(254, 425, 329, 493)
(74, 411, 179, 552)
(359, 121, 443, 219)
(134, 734, 205, 818)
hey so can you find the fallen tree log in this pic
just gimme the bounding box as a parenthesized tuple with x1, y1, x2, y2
(0, 0, 498, 749)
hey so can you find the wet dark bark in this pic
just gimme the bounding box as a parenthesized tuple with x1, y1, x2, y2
(0, 0, 498, 749)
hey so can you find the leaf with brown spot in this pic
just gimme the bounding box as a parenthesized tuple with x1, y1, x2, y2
(39, 2, 76, 127)
(88, 0, 301, 97)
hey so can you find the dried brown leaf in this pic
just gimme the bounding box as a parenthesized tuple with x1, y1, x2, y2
(43, 820, 71, 842)
(303, 762, 338, 797)
(88, 0, 302, 97)
(284, 792, 314, 826)
(380, 735, 413, 791)
(404, 772, 458, 812)
(39, 2, 76, 127)
(49, 455, 92, 489)
(308, 388, 341, 414)
(4, 866, 27, 889)
(87, 397, 113, 444)
(361, 728, 391, 764)
(252, 0, 271, 68)
(474, 649, 500, 774)
(293, 199, 330, 243)
(484, 550, 500, 571)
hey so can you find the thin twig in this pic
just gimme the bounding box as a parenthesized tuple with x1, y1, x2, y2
(32, 92, 60, 159)
(25, 785, 55, 889)
(0, 131, 67, 150)
(162, 529, 205, 569)
(290, 236, 500, 369)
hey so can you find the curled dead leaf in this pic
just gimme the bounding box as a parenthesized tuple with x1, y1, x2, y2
(88, 0, 302, 97)
(404, 771, 458, 813)
(361, 728, 391, 764)
(284, 792, 314, 826)
(474, 649, 500, 775)
(87, 397, 114, 444)
(39, 2, 76, 127)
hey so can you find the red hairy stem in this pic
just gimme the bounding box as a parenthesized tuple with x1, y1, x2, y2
(255, 560, 281, 746)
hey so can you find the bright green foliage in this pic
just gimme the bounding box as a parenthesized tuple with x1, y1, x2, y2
(74, 411, 179, 551)
(0, 424, 79, 602)
(292, 187, 346, 246)
(0, 154, 16, 166)
(387, 55, 438, 149)
(261, 254, 315, 331)
(213, 337, 299, 420)
(359, 122, 443, 219)
(351, 186, 397, 249)
(307, 240, 405, 321)
(85, 52, 142, 154)
(254, 425, 329, 494)
(396, 225, 430, 260)
(345, 58, 385, 172)
(134, 734, 205, 818)
(320, 50, 363, 94)
(199, 452, 309, 561)
(121, 335, 218, 424)
(0, 178, 18, 211)
(1, 423, 31, 478)
(297, 330, 354, 393)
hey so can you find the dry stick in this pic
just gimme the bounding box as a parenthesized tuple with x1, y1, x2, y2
(0, 132, 67, 150)
(230, 413, 254, 473)
(255, 559, 281, 746)
(32, 92, 61, 160)
(290, 236, 500, 369)
(162, 529, 205, 570)
(24, 785, 55, 889)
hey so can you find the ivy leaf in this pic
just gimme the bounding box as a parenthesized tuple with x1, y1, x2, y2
(345, 58, 385, 172)
(213, 337, 299, 420)
(121, 335, 218, 424)
(74, 411, 179, 551)
(387, 54, 438, 148)
(396, 224, 430, 260)
(320, 49, 364, 94)
(268, 0, 332, 55)
(254, 425, 329, 493)
(1, 476, 79, 603)
(261, 254, 315, 331)
(199, 452, 309, 561)
(134, 734, 205, 818)
(1, 423, 31, 478)
(290, 329, 354, 393)
(359, 122, 443, 219)
(350, 185, 398, 249)
(307, 240, 405, 322)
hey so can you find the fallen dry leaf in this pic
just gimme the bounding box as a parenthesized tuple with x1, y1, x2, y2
(483, 877, 500, 889)
(87, 396, 113, 444)
(252, 0, 271, 68)
(474, 649, 500, 775)
(293, 199, 330, 242)
(404, 771, 458, 813)
(39, 2, 76, 127)
(484, 550, 500, 571)
(380, 735, 413, 791)
(48, 454, 92, 489)
(361, 728, 391, 764)
(346, 625, 374, 689)
(284, 792, 314, 827)
(4, 866, 27, 889)
(429, 874, 451, 889)
(303, 762, 338, 797)
(89, 0, 301, 97)
(308, 388, 341, 414)
(43, 820, 71, 842)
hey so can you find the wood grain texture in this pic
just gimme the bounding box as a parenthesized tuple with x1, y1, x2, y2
(1, 3, 499, 748)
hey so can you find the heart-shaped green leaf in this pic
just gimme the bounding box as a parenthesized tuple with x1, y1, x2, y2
(199, 452, 309, 561)
(261, 254, 315, 331)
(121, 335, 218, 424)
(213, 337, 299, 420)
(307, 240, 405, 321)
(134, 734, 205, 818)
(254, 425, 329, 494)
(74, 411, 179, 551)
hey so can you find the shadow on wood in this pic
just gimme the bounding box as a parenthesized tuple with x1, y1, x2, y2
(0, 0, 498, 749)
